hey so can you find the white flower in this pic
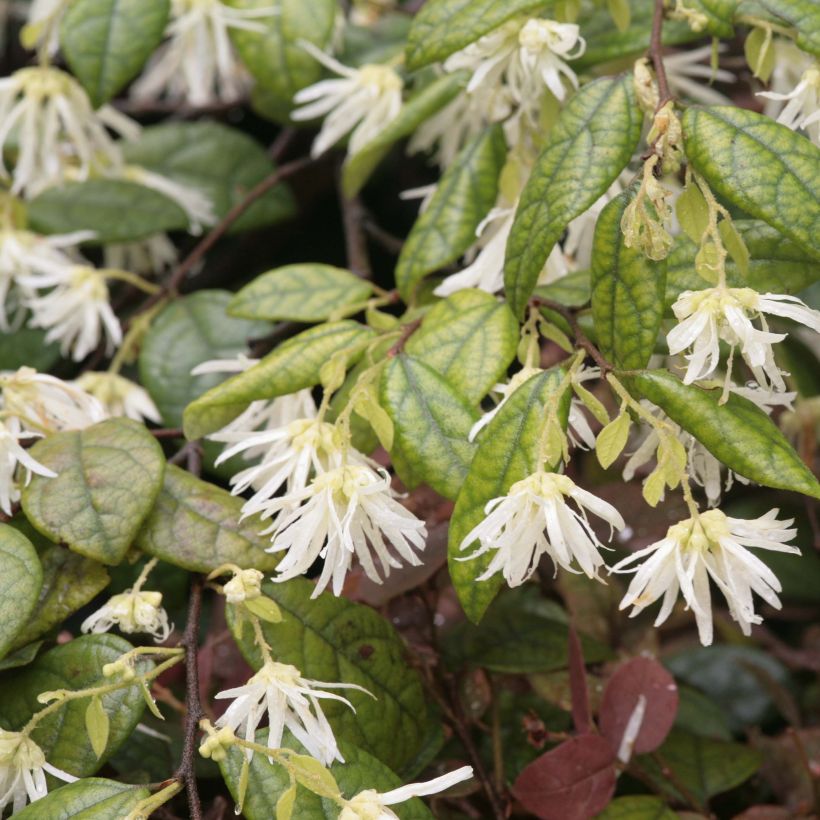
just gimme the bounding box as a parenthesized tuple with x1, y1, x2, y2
(0, 367, 107, 432)
(760, 40, 813, 120)
(81, 589, 172, 642)
(21, 264, 122, 361)
(103, 234, 178, 276)
(0, 730, 76, 814)
(267, 463, 427, 597)
(758, 64, 820, 146)
(215, 660, 367, 765)
(131, 0, 278, 107)
(292, 43, 403, 158)
(0, 417, 56, 516)
(611, 508, 800, 645)
(459, 471, 625, 585)
(665, 45, 735, 105)
(340, 766, 474, 820)
(73, 372, 161, 424)
(0, 66, 139, 196)
(222, 568, 264, 603)
(667, 286, 820, 390)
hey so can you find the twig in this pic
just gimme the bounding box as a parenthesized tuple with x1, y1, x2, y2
(150, 427, 184, 439)
(387, 318, 423, 357)
(649, 0, 672, 108)
(338, 178, 373, 279)
(176, 576, 205, 820)
(531, 297, 613, 373)
(363, 217, 405, 255)
(268, 128, 299, 163)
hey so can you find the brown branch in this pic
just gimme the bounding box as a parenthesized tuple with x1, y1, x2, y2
(649, 0, 672, 108)
(387, 318, 423, 357)
(150, 427, 184, 439)
(362, 216, 405, 255)
(337, 180, 373, 280)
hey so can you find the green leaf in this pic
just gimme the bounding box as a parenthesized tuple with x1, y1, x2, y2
(0, 635, 149, 775)
(633, 730, 761, 804)
(596, 412, 631, 469)
(505, 74, 642, 317)
(59, 0, 170, 107)
(682, 106, 820, 259)
(135, 464, 279, 572)
(448, 368, 570, 622)
(227, 578, 433, 774)
(396, 125, 507, 301)
(0, 642, 43, 672)
(122, 122, 296, 232)
(139, 290, 268, 428)
(85, 697, 109, 760)
(228, 265, 373, 322)
(183, 321, 375, 440)
(631, 370, 820, 499)
(26, 180, 188, 243)
(666, 219, 820, 302)
(591, 190, 667, 370)
(0, 525, 42, 661)
(406, 289, 518, 403)
(21, 418, 166, 565)
(533, 269, 591, 308)
(220, 733, 433, 820)
(405, 0, 550, 69)
(0, 326, 60, 372)
(682, 0, 737, 36)
(757, 0, 820, 57)
(13, 778, 150, 819)
(380, 355, 478, 499)
(229, 0, 337, 122)
(594, 795, 677, 820)
(342, 72, 467, 197)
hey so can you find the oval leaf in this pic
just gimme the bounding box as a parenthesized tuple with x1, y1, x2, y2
(406, 289, 518, 403)
(396, 125, 507, 300)
(682, 106, 820, 258)
(448, 368, 570, 622)
(14, 778, 150, 819)
(757, 0, 820, 57)
(135, 464, 279, 572)
(595, 795, 678, 820)
(0, 525, 42, 661)
(228, 264, 373, 322)
(21, 418, 166, 565)
(505, 74, 642, 317)
(60, 0, 170, 107)
(380, 355, 478, 499)
(591, 189, 667, 370)
(632, 370, 820, 500)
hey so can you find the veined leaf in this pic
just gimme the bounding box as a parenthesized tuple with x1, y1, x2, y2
(757, 0, 820, 57)
(21, 419, 165, 565)
(14, 778, 150, 819)
(396, 125, 507, 301)
(380, 355, 478, 499)
(228, 264, 373, 322)
(406, 289, 518, 402)
(632, 370, 820, 499)
(682, 106, 820, 259)
(59, 0, 169, 107)
(591, 190, 667, 369)
(0, 526, 42, 661)
(183, 321, 375, 440)
(448, 368, 570, 622)
(505, 74, 642, 317)
(683, 0, 737, 36)
(533, 270, 592, 308)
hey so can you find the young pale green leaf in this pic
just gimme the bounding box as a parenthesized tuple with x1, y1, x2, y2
(666, 219, 820, 303)
(0, 635, 150, 775)
(396, 125, 507, 300)
(59, 0, 170, 107)
(406, 289, 518, 403)
(26, 180, 188, 243)
(505, 74, 642, 317)
(675, 182, 709, 245)
(596, 412, 631, 470)
(228, 265, 373, 322)
(595, 795, 678, 820)
(287, 755, 342, 799)
(135, 465, 280, 572)
(744, 27, 775, 82)
(21, 419, 165, 565)
(608, 0, 631, 31)
(13, 778, 150, 819)
(448, 368, 570, 623)
(183, 321, 375, 440)
(139, 290, 269, 428)
(276, 784, 297, 820)
(342, 72, 467, 197)
(404, 0, 550, 69)
(718, 219, 750, 277)
(591, 190, 668, 370)
(632, 370, 820, 499)
(380, 355, 478, 500)
(85, 697, 109, 760)
(0, 525, 42, 661)
(682, 106, 820, 258)
(220, 732, 433, 820)
(757, 0, 820, 56)
(226, 578, 433, 775)
(122, 122, 296, 232)
(228, 0, 337, 122)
